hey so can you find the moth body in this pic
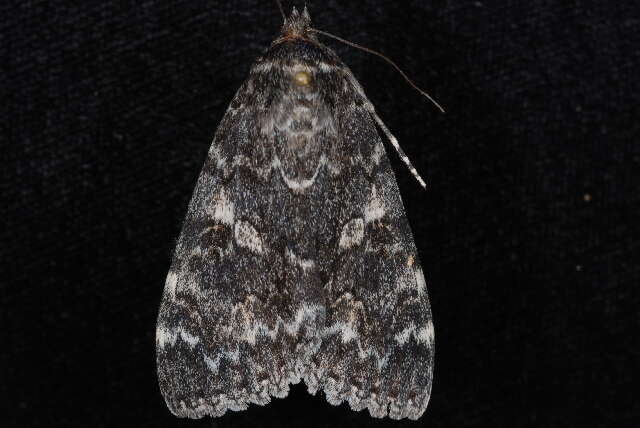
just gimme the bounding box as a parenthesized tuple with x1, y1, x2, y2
(156, 7, 434, 420)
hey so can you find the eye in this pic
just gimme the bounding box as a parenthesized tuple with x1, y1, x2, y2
(293, 71, 311, 86)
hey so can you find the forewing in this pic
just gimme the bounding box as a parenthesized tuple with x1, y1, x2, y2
(305, 95, 434, 420)
(156, 80, 324, 418)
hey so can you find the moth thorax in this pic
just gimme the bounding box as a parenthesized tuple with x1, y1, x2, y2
(293, 71, 311, 86)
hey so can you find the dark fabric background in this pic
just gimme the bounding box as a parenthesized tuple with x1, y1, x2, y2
(2, 1, 638, 427)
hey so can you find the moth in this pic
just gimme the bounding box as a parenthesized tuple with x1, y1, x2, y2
(156, 6, 435, 420)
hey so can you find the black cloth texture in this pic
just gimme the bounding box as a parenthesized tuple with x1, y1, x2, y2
(2, 1, 638, 427)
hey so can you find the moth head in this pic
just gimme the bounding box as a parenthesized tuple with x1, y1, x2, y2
(278, 6, 316, 42)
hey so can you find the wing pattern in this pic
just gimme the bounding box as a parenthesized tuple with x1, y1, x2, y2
(157, 8, 433, 420)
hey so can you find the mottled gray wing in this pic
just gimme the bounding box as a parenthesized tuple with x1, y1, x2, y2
(304, 88, 435, 420)
(155, 79, 324, 417)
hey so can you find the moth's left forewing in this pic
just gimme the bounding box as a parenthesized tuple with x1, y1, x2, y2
(156, 62, 326, 417)
(305, 59, 435, 420)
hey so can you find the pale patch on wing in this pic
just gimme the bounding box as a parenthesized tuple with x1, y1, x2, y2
(237, 321, 278, 345)
(229, 300, 324, 344)
(156, 326, 177, 349)
(364, 185, 385, 223)
(324, 321, 359, 343)
(156, 326, 200, 349)
(338, 218, 365, 249)
(255, 61, 338, 75)
(203, 348, 241, 374)
(283, 303, 324, 336)
(234, 221, 264, 254)
(414, 267, 427, 296)
(394, 320, 434, 346)
(282, 63, 314, 74)
(208, 187, 235, 225)
(371, 141, 385, 166)
(165, 271, 178, 299)
(417, 321, 435, 345)
(253, 61, 274, 73)
(285, 247, 316, 273)
(317, 61, 338, 72)
(231, 154, 252, 168)
(208, 143, 227, 169)
(180, 330, 200, 347)
(273, 154, 327, 192)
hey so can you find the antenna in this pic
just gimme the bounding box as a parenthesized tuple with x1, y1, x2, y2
(310, 28, 445, 113)
(274, 0, 286, 21)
